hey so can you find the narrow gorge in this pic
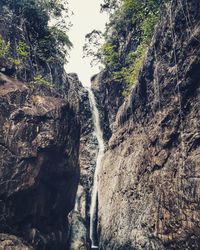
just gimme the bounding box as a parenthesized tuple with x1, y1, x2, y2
(0, 0, 200, 250)
(87, 87, 104, 249)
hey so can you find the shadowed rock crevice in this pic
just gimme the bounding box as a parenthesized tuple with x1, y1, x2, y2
(0, 74, 80, 249)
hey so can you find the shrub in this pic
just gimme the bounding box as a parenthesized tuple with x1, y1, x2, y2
(0, 37, 30, 69)
(32, 74, 53, 88)
(0, 0, 72, 66)
(85, 0, 166, 97)
(0, 35, 10, 58)
(16, 41, 29, 59)
(101, 43, 120, 70)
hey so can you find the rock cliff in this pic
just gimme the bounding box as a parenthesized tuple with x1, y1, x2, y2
(0, 2, 81, 250)
(0, 234, 33, 250)
(0, 73, 80, 249)
(1, 0, 200, 250)
(98, 0, 200, 249)
(68, 84, 98, 250)
(91, 70, 124, 142)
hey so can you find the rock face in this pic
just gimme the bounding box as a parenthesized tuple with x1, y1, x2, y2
(0, 3, 81, 249)
(91, 70, 124, 142)
(98, 0, 200, 249)
(0, 234, 33, 250)
(68, 85, 98, 250)
(0, 73, 80, 249)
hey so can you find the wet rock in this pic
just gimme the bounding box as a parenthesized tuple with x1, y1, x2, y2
(91, 70, 124, 142)
(68, 82, 98, 250)
(68, 186, 90, 250)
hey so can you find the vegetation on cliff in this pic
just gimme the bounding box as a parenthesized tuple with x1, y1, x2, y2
(84, 0, 167, 95)
(0, 2, 81, 249)
(0, 0, 72, 85)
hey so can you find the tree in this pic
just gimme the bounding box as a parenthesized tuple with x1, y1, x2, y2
(83, 30, 103, 66)
(100, 0, 122, 12)
(83, 0, 166, 96)
(0, 0, 72, 65)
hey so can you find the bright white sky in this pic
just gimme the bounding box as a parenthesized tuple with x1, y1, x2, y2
(65, 0, 108, 87)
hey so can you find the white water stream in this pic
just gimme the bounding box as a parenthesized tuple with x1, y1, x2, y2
(87, 87, 105, 249)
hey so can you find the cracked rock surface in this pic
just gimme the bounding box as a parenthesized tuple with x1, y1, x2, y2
(0, 73, 80, 250)
(98, 1, 200, 249)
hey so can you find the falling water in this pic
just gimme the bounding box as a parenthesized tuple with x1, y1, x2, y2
(87, 87, 104, 249)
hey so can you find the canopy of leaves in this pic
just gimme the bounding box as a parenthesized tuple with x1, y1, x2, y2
(0, 0, 72, 65)
(100, 0, 122, 12)
(102, 0, 166, 68)
(84, 0, 167, 96)
(83, 30, 103, 66)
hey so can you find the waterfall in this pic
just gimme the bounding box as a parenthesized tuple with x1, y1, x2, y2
(87, 87, 104, 249)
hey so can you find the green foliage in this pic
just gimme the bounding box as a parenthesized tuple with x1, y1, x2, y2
(16, 41, 29, 59)
(0, 0, 72, 65)
(0, 35, 24, 68)
(95, 0, 167, 96)
(0, 33, 28, 69)
(9, 58, 21, 66)
(141, 13, 159, 43)
(83, 30, 103, 66)
(113, 43, 147, 87)
(50, 26, 72, 48)
(100, 0, 121, 12)
(125, 44, 148, 85)
(101, 43, 120, 69)
(8, 40, 29, 67)
(127, 43, 147, 63)
(36, 27, 72, 63)
(32, 74, 53, 88)
(0, 35, 10, 58)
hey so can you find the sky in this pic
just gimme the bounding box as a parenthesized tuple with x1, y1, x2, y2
(65, 0, 108, 87)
